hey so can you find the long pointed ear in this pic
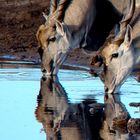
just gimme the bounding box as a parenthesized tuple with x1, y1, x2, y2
(123, 24, 132, 47)
(56, 21, 65, 36)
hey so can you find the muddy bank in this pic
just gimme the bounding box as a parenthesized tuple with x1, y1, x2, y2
(0, 0, 50, 62)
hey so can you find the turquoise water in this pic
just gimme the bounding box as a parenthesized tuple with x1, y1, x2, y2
(0, 68, 139, 140)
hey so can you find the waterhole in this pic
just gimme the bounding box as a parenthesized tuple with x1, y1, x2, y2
(0, 68, 139, 140)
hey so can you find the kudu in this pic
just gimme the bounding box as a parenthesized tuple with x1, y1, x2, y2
(95, 0, 139, 93)
(36, 0, 96, 76)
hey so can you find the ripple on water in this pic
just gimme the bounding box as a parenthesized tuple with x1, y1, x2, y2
(0, 68, 41, 81)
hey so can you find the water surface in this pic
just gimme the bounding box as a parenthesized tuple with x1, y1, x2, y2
(0, 68, 139, 140)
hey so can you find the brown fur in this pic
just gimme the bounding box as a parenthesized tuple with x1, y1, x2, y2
(36, 24, 56, 49)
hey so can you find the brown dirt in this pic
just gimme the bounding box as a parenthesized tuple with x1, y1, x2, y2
(0, 0, 50, 62)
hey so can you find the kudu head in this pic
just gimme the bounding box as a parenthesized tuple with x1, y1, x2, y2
(99, 0, 135, 93)
(36, 0, 71, 76)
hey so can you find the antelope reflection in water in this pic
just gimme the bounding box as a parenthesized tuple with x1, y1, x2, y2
(34, 76, 140, 140)
(101, 93, 140, 140)
(35, 76, 103, 140)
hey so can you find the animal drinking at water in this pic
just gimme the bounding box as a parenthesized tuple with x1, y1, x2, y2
(97, 0, 140, 93)
(36, 0, 96, 76)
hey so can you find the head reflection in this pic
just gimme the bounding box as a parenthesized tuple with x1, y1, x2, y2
(103, 93, 130, 133)
(35, 76, 69, 139)
(35, 76, 104, 140)
(101, 93, 140, 140)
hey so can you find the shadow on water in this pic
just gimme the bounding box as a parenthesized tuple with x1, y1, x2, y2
(35, 75, 140, 140)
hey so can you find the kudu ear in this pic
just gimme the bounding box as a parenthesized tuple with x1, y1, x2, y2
(42, 12, 48, 21)
(123, 25, 132, 48)
(56, 21, 65, 36)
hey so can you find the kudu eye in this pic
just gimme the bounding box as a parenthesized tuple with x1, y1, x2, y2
(111, 53, 118, 58)
(48, 36, 56, 42)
